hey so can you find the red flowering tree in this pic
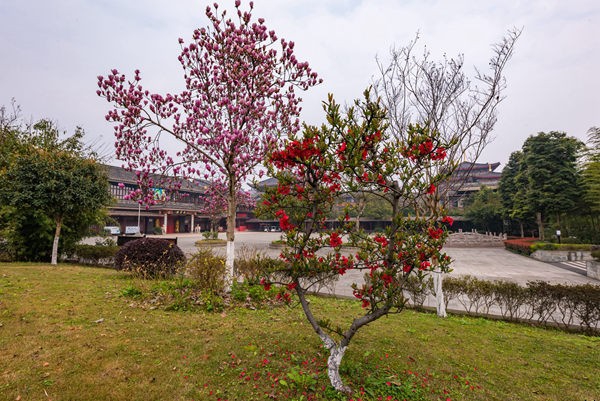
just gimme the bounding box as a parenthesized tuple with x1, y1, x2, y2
(97, 1, 320, 289)
(258, 91, 455, 394)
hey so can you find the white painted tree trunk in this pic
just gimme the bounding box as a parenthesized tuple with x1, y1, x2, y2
(225, 193, 236, 292)
(51, 217, 62, 265)
(327, 344, 351, 394)
(433, 269, 446, 317)
(225, 239, 235, 291)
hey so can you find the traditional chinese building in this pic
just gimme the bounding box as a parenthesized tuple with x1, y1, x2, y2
(103, 165, 253, 234)
(443, 161, 502, 208)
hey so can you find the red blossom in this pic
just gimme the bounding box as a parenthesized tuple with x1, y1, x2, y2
(374, 234, 389, 248)
(418, 139, 434, 155)
(260, 278, 271, 291)
(381, 273, 393, 285)
(427, 183, 436, 194)
(442, 215, 454, 226)
(277, 184, 290, 195)
(329, 232, 343, 248)
(432, 147, 447, 160)
(428, 227, 444, 239)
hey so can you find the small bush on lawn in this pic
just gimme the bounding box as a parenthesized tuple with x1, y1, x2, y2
(114, 237, 186, 279)
(591, 249, 600, 261)
(235, 245, 285, 282)
(184, 248, 226, 294)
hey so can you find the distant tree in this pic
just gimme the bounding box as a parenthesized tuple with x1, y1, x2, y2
(374, 29, 521, 207)
(199, 181, 254, 235)
(463, 186, 503, 232)
(0, 119, 111, 264)
(97, 1, 320, 289)
(498, 151, 534, 237)
(582, 127, 600, 213)
(519, 132, 584, 240)
(0, 100, 25, 170)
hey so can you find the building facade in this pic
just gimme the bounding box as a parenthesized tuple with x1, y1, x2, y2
(104, 165, 253, 234)
(443, 161, 502, 208)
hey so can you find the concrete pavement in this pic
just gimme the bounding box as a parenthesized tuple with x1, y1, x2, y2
(167, 232, 598, 288)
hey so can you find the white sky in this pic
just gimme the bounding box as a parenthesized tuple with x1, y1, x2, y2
(1, 0, 598, 169)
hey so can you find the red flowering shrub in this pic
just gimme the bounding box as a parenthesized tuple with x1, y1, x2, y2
(256, 91, 454, 393)
(503, 237, 538, 255)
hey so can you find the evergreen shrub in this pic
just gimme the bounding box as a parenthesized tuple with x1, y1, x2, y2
(114, 237, 185, 279)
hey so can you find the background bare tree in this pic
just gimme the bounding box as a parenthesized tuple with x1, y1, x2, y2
(374, 29, 521, 207)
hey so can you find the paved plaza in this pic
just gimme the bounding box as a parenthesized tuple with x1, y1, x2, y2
(164, 231, 597, 291)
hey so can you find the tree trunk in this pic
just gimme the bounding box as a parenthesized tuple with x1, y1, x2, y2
(225, 192, 236, 292)
(326, 344, 352, 394)
(51, 216, 62, 265)
(433, 268, 447, 317)
(536, 212, 544, 241)
(519, 221, 524, 238)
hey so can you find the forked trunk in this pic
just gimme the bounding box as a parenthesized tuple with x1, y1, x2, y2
(51, 216, 62, 265)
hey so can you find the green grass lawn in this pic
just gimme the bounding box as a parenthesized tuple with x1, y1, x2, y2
(1, 263, 598, 401)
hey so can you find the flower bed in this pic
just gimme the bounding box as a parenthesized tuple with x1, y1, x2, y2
(503, 237, 538, 255)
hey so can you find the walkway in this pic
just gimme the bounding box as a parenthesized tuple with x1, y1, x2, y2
(170, 232, 598, 292)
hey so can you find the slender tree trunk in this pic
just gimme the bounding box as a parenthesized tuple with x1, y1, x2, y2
(536, 212, 544, 241)
(519, 221, 524, 238)
(51, 216, 62, 265)
(433, 268, 446, 317)
(225, 192, 236, 291)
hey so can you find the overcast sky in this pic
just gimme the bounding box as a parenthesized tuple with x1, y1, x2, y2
(1, 0, 598, 169)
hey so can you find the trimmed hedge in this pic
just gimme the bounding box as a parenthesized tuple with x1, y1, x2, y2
(504, 238, 598, 255)
(530, 242, 595, 252)
(114, 237, 186, 279)
(436, 275, 600, 334)
(73, 243, 119, 266)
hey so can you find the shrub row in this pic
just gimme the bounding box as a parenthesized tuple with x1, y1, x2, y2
(530, 242, 596, 252)
(73, 243, 119, 266)
(406, 275, 600, 334)
(504, 238, 599, 255)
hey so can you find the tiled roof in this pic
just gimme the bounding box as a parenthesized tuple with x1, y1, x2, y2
(102, 164, 209, 193)
(456, 161, 501, 172)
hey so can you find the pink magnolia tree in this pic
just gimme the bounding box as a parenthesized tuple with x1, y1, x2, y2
(258, 91, 455, 394)
(97, 1, 320, 289)
(199, 181, 254, 236)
